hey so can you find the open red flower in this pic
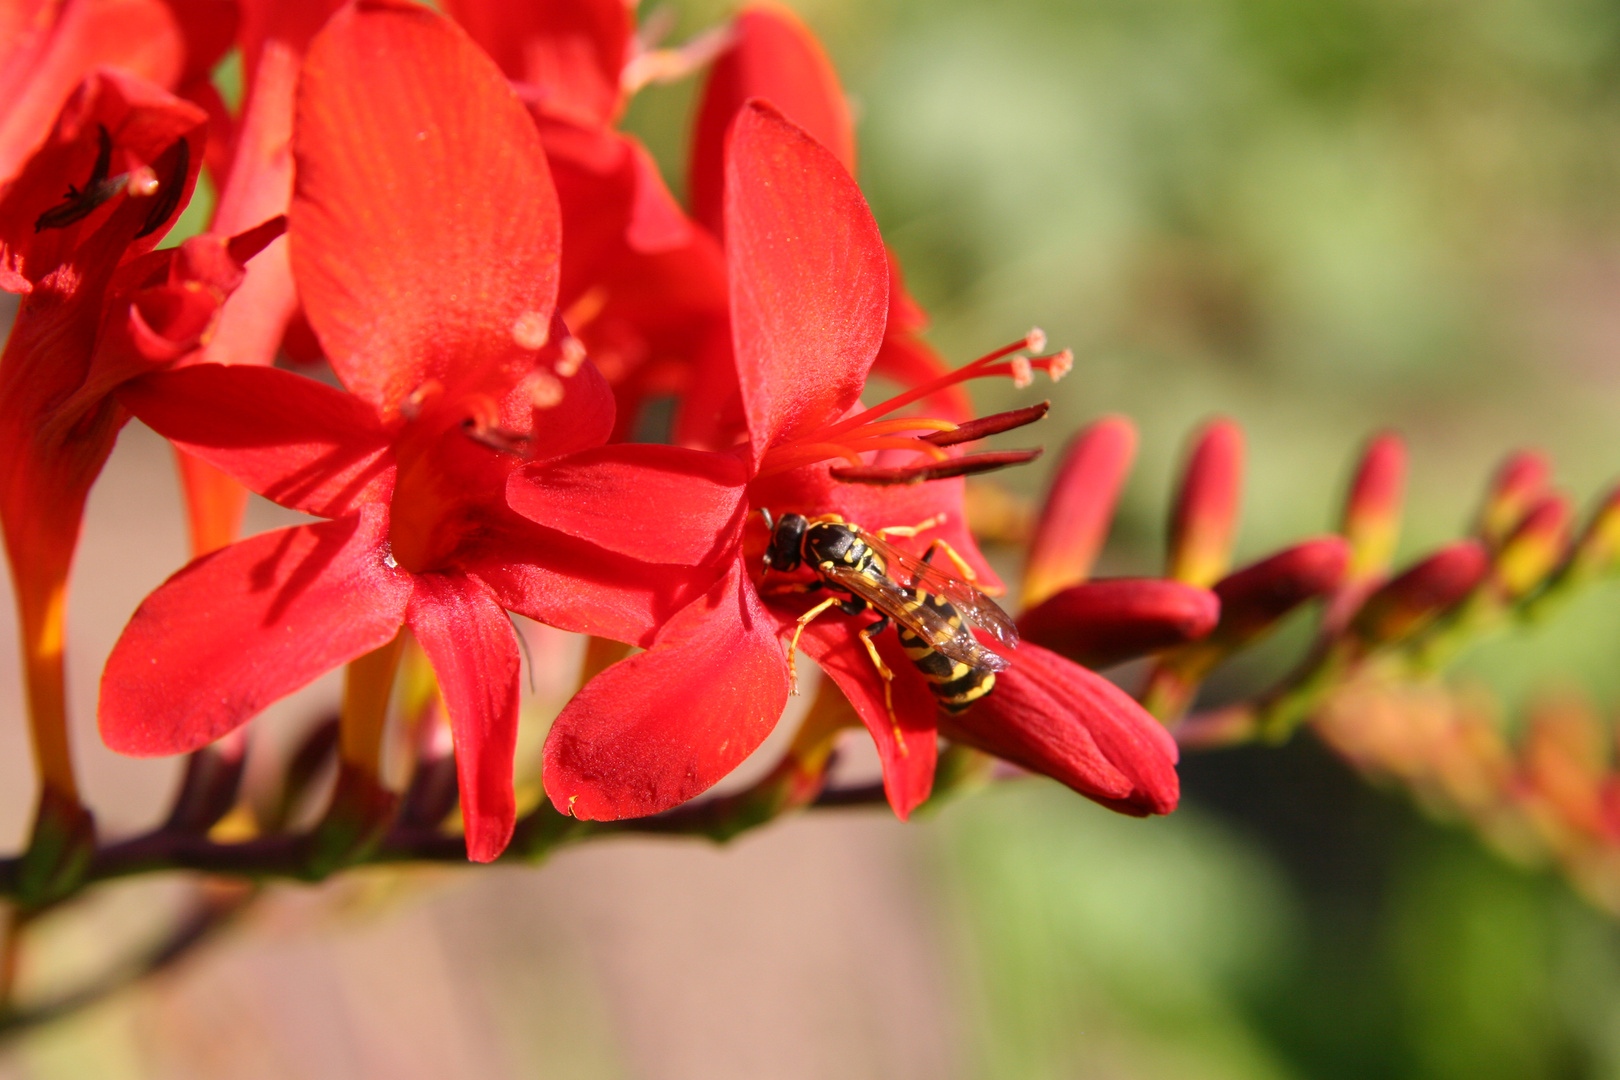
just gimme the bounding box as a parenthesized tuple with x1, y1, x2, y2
(515, 101, 1177, 822)
(97, 0, 716, 862)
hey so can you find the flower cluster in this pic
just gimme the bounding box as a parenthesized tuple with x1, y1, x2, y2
(0, 0, 1189, 886)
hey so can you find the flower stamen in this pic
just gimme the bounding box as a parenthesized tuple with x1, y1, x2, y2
(755, 332, 1060, 479)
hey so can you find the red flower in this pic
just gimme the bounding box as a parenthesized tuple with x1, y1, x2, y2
(97, 0, 712, 862)
(0, 67, 256, 814)
(516, 101, 1176, 821)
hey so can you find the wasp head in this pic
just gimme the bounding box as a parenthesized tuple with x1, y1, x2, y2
(763, 511, 808, 572)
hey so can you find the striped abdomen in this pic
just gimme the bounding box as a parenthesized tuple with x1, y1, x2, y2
(895, 589, 996, 713)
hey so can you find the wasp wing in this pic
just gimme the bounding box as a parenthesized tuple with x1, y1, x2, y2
(857, 531, 1021, 649)
(819, 562, 1012, 673)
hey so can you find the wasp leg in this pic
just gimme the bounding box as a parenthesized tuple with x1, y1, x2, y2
(787, 596, 842, 695)
(875, 515, 943, 541)
(920, 538, 980, 583)
(856, 612, 901, 744)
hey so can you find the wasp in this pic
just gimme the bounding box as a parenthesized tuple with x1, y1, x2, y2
(760, 511, 1018, 723)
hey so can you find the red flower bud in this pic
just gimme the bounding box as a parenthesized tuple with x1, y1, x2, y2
(1167, 417, 1243, 587)
(1208, 536, 1350, 650)
(1018, 578, 1220, 669)
(1570, 483, 1620, 579)
(1141, 538, 1347, 722)
(1477, 449, 1551, 550)
(1350, 540, 1489, 646)
(1494, 493, 1573, 600)
(1341, 431, 1406, 580)
(1023, 415, 1136, 606)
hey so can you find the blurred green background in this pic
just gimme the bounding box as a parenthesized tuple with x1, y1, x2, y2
(7, 0, 1620, 1075)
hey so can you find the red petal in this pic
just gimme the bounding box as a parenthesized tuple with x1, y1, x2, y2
(690, 4, 854, 237)
(543, 555, 790, 820)
(508, 444, 747, 565)
(796, 619, 938, 819)
(725, 101, 888, 465)
(944, 643, 1180, 816)
(99, 505, 411, 756)
(118, 364, 395, 517)
(444, 0, 630, 128)
(407, 571, 520, 862)
(0, 0, 184, 188)
(291, 0, 561, 416)
(466, 513, 719, 649)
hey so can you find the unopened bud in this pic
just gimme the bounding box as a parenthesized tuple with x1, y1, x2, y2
(1206, 537, 1350, 652)
(1568, 483, 1620, 581)
(1147, 538, 1349, 716)
(1023, 415, 1137, 606)
(1167, 418, 1244, 587)
(1477, 449, 1551, 549)
(1494, 493, 1573, 599)
(1018, 578, 1219, 669)
(1341, 431, 1406, 580)
(1350, 540, 1489, 647)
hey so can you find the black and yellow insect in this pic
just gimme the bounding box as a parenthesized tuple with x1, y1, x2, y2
(761, 511, 1018, 718)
